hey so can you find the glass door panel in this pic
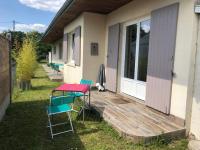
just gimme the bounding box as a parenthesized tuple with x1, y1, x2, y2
(124, 24, 137, 79)
(137, 20, 150, 82)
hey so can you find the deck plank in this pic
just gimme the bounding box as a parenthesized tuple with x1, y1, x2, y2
(90, 90, 185, 143)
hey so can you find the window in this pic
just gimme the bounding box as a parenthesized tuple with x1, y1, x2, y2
(137, 20, 150, 81)
(124, 19, 150, 82)
(67, 31, 75, 64)
(124, 24, 137, 79)
(53, 46, 56, 54)
(59, 43, 63, 60)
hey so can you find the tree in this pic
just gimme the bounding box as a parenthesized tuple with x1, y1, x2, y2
(1, 30, 26, 60)
(1, 30, 51, 61)
(16, 37, 38, 90)
(26, 31, 51, 61)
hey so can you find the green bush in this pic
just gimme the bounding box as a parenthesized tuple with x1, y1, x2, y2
(16, 37, 37, 90)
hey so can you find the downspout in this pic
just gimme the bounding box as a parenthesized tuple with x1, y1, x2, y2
(185, 6, 200, 135)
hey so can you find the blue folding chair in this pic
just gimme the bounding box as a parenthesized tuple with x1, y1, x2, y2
(67, 79, 93, 107)
(47, 95, 75, 139)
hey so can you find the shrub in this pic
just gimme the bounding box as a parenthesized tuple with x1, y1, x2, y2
(16, 37, 37, 90)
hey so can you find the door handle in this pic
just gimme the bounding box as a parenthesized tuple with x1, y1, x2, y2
(171, 71, 176, 77)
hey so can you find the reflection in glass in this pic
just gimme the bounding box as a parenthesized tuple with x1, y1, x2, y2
(137, 20, 150, 82)
(124, 24, 137, 79)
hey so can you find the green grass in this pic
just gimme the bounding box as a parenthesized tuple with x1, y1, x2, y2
(0, 64, 188, 150)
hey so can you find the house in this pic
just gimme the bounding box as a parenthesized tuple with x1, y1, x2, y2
(48, 38, 64, 71)
(42, 0, 200, 142)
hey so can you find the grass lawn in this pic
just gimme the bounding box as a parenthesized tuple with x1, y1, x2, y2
(0, 64, 188, 150)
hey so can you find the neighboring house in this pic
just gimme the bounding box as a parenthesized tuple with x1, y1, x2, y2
(0, 35, 10, 121)
(42, 0, 200, 140)
(48, 39, 64, 71)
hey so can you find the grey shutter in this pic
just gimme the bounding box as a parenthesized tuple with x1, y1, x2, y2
(106, 23, 120, 92)
(145, 3, 179, 114)
(59, 42, 63, 59)
(63, 33, 68, 63)
(74, 26, 81, 66)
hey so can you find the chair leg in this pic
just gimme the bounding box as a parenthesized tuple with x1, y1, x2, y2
(48, 115, 54, 139)
(67, 112, 74, 133)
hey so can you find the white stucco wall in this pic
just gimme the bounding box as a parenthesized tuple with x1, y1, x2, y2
(105, 0, 197, 120)
(63, 13, 106, 84)
(170, 0, 197, 120)
(82, 13, 106, 84)
(63, 14, 84, 83)
(190, 17, 200, 140)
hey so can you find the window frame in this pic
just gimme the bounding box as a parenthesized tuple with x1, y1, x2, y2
(67, 31, 76, 65)
(58, 42, 63, 60)
(121, 17, 151, 83)
(53, 46, 56, 54)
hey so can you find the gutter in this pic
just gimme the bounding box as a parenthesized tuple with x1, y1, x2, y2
(41, 0, 74, 42)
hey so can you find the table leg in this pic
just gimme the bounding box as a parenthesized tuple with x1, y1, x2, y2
(89, 89, 91, 107)
(83, 94, 85, 123)
(52, 90, 54, 96)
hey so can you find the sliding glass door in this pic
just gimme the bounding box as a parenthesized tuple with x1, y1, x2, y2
(121, 19, 150, 100)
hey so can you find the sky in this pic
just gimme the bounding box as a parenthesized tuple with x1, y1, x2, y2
(0, 0, 66, 33)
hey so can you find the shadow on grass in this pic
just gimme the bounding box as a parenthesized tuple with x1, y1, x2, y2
(0, 100, 87, 150)
(32, 76, 47, 79)
(76, 108, 102, 122)
(31, 85, 57, 91)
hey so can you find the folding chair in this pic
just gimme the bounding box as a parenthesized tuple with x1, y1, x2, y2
(67, 79, 93, 107)
(47, 95, 75, 139)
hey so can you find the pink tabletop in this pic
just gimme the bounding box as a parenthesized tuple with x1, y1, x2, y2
(54, 84, 89, 94)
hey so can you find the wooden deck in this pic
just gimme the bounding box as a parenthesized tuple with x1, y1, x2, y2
(42, 64, 63, 82)
(90, 90, 186, 143)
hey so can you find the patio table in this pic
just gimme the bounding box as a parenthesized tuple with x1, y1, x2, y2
(52, 83, 90, 122)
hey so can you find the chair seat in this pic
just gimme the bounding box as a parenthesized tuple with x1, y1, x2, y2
(47, 104, 71, 115)
(67, 92, 89, 97)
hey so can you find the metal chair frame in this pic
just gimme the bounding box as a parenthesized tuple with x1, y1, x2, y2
(47, 96, 75, 139)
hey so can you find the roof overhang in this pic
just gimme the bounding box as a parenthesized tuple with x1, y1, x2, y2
(41, 0, 133, 43)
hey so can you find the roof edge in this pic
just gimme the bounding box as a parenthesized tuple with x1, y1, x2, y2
(41, 0, 74, 42)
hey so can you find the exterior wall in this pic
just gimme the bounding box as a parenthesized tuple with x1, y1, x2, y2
(48, 52, 52, 64)
(63, 13, 106, 84)
(82, 12, 106, 84)
(170, 0, 197, 120)
(190, 16, 200, 140)
(51, 39, 63, 64)
(0, 36, 10, 121)
(105, 0, 197, 119)
(63, 14, 84, 83)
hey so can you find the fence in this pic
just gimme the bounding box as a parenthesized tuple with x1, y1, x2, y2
(0, 35, 10, 121)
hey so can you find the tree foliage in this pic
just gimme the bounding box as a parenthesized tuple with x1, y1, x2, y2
(26, 31, 51, 61)
(1, 30, 51, 61)
(16, 37, 38, 83)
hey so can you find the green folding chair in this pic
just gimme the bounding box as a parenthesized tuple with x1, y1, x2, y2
(67, 79, 93, 107)
(47, 95, 75, 139)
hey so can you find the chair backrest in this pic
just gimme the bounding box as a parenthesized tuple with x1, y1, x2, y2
(80, 79, 93, 87)
(50, 96, 74, 106)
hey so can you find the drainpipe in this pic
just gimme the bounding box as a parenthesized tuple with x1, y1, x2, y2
(185, 5, 200, 136)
